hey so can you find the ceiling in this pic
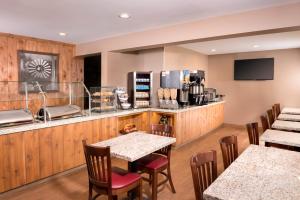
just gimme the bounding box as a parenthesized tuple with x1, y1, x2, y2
(179, 30, 300, 55)
(0, 0, 300, 44)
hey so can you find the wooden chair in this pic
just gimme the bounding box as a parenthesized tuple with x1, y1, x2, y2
(135, 124, 176, 200)
(272, 105, 277, 120)
(246, 122, 259, 145)
(260, 115, 269, 132)
(219, 135, 238, 169)
(274, 103, 281, 118)
(267, 109, 275, 127)
(82, 140, 142, 200)
(190, 150, 217, 200)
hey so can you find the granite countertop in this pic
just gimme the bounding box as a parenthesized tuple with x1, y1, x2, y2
(260, 129, 300, 147)
(92, 131, 176, 162)
(204, 145, 300, 200)
(272, 120, 300, 132)
(0, 101, 224, 136)
(281, 107, 300, 115)
(278, 114, 300, 122)
(150, 101, 225, 113)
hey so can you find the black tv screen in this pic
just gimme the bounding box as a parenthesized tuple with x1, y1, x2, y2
(234, 58, 274, 80)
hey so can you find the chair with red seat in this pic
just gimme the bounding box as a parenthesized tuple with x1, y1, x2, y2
(136, 124, 176, 200)
(82, 140, 142, 200)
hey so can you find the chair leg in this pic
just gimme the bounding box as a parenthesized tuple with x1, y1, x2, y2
(152, 172, 158, 200)
(88, 182, 93, 200)
(138, 179, 143, 200)
(167, 164, 176, 193)
(149, 174, 152, 185)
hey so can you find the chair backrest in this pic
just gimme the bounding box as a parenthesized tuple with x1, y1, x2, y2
(274, 103, 281, 118)
(82, 140, 112, 188)
(219, 135, 238, 169)
(246, 122, 259, 145)
(267, 109, 275, 127)
(151, 124, 173, 156)
(190, 150, 217, 200)
(260, 115, 269, 132)
(272, 105, 277, 120)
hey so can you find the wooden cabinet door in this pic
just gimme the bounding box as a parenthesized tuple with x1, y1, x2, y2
(24, 130, 40, 183)
(0, 132, 26, 192)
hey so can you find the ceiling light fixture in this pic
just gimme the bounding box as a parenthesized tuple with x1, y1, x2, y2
(119, 13, 131, 19)
(59, 32, 67, 36)
(211, 49, 216, 52)
(253, 44, 260, 48)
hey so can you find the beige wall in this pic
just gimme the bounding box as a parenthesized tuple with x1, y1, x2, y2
(208, 48, 300, 125)
(77, 3, 300, 55)
(106, 52, 138, 88)
(106, 48, 164, 88)
(164, 46, 208, 84)
(106, 48, 164, 106)
(80, 3, 300, 87)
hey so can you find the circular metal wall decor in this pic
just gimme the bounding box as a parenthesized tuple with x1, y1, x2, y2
(27, 58, 52, 79)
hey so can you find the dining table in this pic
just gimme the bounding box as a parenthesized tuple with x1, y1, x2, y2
(272, 120, 300, 132)
(281, 107, 300, 115)
(278, 113, 300, 122)
(260, 129, 300, 147)
(92, 131, 176, 169)
(203, 145, 300, 200)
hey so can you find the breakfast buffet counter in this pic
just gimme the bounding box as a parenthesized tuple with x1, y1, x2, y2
(0, 101, 224, 136)
(0, 101, 224, 193)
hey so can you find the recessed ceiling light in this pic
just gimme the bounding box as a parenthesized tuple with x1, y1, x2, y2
(253, 44, 260, 48)
(59, 32, 67, 36)
(211, 49, 216, 52)
(119, 13, 131, 19)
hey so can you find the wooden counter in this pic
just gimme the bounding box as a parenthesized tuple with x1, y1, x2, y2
(150, 101, 224, 146)
(0, 102, 224, 193)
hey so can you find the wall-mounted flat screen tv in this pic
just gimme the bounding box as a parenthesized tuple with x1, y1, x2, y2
(234, 58, 274, 80)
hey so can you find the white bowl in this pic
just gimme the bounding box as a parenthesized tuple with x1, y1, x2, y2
(119, 97, 128, 102)
(118, 94, 129, 102)
(121, 103, 131, 109)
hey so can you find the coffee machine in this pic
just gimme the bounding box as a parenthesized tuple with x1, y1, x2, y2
(178, 82, 189, 106)
(189, 70, 207, 105)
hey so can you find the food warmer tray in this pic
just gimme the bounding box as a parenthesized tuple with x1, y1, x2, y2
(37, 105, 82, 121)
(0, 109, 34, 127)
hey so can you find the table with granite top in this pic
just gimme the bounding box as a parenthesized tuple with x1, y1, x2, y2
(92, 131, 176, 162)
(203, 145, 300, 200)
(260, 129, 300, 147)
(278, 114, 300, 122)
(272, 120, 300, 132)
(281, 107, 300, 115)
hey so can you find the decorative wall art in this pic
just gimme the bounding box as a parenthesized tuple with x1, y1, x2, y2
(18, 51, 59, 92)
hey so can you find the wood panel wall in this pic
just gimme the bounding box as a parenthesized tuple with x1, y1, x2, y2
(0, 33, 84, 113)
